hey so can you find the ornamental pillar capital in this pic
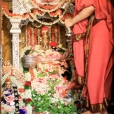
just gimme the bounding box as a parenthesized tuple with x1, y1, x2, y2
(10, 18, 21, 34)
(9, 18, 22, 69)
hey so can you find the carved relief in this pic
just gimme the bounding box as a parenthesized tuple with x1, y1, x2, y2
(12, 34, 20, 69)
(12, 0, 27, 14)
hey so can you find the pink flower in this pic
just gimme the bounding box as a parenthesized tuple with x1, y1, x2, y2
(18, 95, 23, 101)
(6, 95, 14, 102)
(37, 78, 43, 83)
(1, 106, 4, 110)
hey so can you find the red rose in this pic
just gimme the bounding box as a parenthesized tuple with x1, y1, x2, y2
(25, 81, 31, 86)
(25, 98, 32, 103)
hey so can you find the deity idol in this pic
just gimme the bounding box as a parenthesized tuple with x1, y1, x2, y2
(1, 78, 14, 105)
(41, 26, 50, 50)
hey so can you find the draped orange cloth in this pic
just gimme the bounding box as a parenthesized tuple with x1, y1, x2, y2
(73, 0, 114, 112)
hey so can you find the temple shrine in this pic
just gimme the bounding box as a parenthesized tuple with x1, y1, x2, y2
(1, 0, 80, 114)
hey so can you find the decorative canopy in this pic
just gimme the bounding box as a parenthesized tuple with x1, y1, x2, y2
(2, 0, 74, 26)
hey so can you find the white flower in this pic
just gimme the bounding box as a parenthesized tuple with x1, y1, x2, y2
(33, 94, 36, 97)
(10, 101, 15, 106)
(26, 104, 32, 114)
(25, 72, 31, 81)
(58, 106, 61, 109)
(25, 89, 31, 99)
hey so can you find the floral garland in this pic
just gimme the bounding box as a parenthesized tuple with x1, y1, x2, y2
(30, 13, 63, 26)
(32, 9, 46, 16)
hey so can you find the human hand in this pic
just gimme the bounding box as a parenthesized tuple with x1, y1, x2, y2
(64, 18, 74, 28)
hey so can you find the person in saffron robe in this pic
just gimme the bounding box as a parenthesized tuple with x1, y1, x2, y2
(65, 0, 114, 114)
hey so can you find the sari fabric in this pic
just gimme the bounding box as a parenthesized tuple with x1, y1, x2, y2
(73, 0, 114, 112)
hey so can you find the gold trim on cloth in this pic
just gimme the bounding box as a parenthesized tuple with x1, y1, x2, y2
(82, 98, 109, 113)
(73, 15, 105, 112)
(73, 15, 99, 42)
(77, 75, 84, 85)
(73, 33, 86, 41)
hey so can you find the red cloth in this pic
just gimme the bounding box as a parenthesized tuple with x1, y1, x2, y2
(73, 0, 114, 112)
(87, 19, 113, 105)
(73, 0, 114, 44)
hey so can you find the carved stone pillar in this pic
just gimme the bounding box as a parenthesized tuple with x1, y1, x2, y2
(10, 18, 21, 69)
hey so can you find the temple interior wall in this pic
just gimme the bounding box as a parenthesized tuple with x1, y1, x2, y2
(2, 15, 12, 63)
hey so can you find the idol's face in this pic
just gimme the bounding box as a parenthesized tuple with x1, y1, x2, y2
(5, 82, 11, 89)
(42, 31, 48, 39)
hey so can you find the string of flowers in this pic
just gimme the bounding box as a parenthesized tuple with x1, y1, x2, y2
(30, 13, 64, 26)
(24, 69, 33, 114)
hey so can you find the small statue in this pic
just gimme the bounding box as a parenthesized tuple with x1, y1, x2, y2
(41, 26, 50, 50)
(1, 77, 15, 106)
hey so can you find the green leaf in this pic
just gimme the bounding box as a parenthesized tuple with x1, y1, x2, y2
(37, 73, 46, 77)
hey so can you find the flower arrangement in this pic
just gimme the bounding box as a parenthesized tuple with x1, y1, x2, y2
(31, 75, 77, 114)
(24, 68, 77, 114)
(20, 45, 78, 114)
